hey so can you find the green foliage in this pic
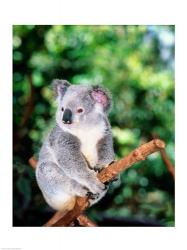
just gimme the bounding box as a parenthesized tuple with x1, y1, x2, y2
(13, 25, 174, 226)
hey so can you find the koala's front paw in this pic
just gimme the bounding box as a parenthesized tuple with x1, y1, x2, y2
(86, 191, 100, 200)
(93, 164, 103, 173)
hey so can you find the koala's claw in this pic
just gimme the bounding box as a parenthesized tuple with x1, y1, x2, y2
(93, 165, 103, 173)
(105, 176, 119, 185)
(103, 184, 108, 190)
(86, 191, 99, 200)
(93, 167, 99, 172)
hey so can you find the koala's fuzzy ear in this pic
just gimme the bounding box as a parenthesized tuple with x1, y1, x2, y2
(52, 79, 70, 98)
(90, 85, 112, 112)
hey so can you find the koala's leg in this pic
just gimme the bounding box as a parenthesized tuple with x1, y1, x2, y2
(44, 192, 76, 213)
(36, 161, 88, 212)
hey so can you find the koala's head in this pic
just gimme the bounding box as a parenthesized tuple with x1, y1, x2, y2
(52, 79, 112, 131)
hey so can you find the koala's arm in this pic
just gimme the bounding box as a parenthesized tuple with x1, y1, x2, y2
(97, 131, 115, 167)
(96, 132, 120, 186)
(51, 130, 105, 195)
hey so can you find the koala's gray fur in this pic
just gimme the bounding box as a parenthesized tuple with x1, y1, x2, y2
(36, 79, 115, 213)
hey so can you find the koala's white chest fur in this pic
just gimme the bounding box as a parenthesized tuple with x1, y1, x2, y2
(71, 124, 105, 167)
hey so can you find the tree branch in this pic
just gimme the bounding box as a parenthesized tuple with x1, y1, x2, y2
(29, 139, 165, 226)
(28, 156, 37, 169)
(160, 149, 175, 179)
(77, 214, 97, 227)
(152, 133, 175, 179)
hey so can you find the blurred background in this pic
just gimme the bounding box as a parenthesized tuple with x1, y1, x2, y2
(13, 25, 175, 227)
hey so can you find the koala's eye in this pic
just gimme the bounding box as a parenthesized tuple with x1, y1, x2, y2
(77, 108, 84, 113)
(61, 107, 64, 112)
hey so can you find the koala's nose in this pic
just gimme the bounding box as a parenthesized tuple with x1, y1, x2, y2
(62, 108, 72, 124)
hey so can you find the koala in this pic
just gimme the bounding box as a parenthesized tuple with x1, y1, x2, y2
(36, 79, 115, 214)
